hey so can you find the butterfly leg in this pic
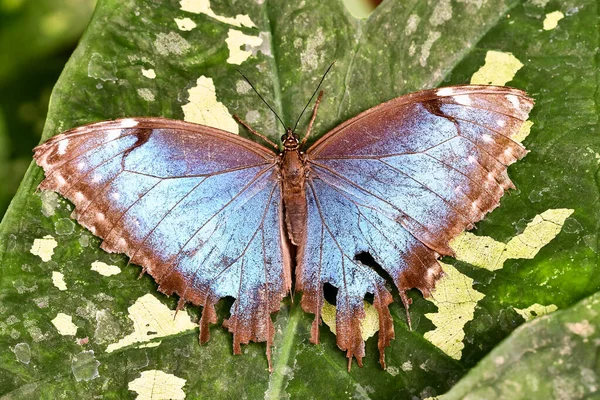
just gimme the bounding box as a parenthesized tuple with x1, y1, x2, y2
(300, 90, 324, 148)
(233, 114, 279, 150)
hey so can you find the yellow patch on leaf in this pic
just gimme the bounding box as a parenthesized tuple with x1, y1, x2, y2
(128, 370, 187, 400)
(450, 209, 574, 271)
(470, 50, 523, 86)
(105, 294, 196, 353)
(181, 75, 238, 134)
(424, 263, 485, 359)
(514, 303, 558, 321)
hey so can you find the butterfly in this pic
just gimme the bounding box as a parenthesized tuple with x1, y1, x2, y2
(33, 76, 533, 372)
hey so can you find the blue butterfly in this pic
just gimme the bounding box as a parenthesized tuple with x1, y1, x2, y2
(34, 83, 532, 371)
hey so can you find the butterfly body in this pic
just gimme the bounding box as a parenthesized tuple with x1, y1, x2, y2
(33, 85, 534, 372)
(280, 129, 308, 246)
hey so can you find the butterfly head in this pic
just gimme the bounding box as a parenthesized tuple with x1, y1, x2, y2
(281, 128, 300, 151)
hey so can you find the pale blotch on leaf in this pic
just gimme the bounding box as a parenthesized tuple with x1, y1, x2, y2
(141, 68, 156, 79)
(470, 50, 523, 86)
(105, 294, 196, 353)
(87, 53, 118, 82)
(180, 0, 255, 28)
(30, 235, 57, 262)
(12, 342, 31, 364)
(54, 218, 75, 235)
(91, 261, 122, 277)
(300, 27, 325, 72)
(419, 31, 442, 67)
(174, 17, 196, 31)
(40, 191, 59, 217)
(182, 75, 238, 134)
(450, 209, 574, 271)
(52, 271, 67, 291)
(94, 309, 122, 344)
(154, 32, 191, 57)
(514, 303, 558, 321)
(404, 14, 420, 35)
(566, 320, 595, 338)
(137, 88, 156, 102)
(225, 29, 263, 65)
(543, 11, 565, 30)
(71, 350, 100, 382)
(128, 370, 187, 400)
(236, 79, 251, 94)
(321, 300, 379, 341)
(429, 0, 452, 26)
(51, 313, 78, 336)
(424, 263, 485, 360)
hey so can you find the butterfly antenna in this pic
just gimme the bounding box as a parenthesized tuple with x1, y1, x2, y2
(236, 69, 287, 132)
(292, 61, 335, 133)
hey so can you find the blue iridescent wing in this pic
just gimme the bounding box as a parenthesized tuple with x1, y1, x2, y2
(34, 118, 291, 369)
(302, 85, 534, 368)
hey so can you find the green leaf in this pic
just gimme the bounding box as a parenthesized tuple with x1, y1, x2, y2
(441, 290, 600, 400)
(0, 0, 597, 398)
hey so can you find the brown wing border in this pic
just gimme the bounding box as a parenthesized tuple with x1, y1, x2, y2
(307, 85, 533, 157)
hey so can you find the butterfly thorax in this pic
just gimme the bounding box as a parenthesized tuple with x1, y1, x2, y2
(280, 129, 308, 246)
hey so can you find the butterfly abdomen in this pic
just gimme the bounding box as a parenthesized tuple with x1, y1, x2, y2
(280, 149, 308, 246)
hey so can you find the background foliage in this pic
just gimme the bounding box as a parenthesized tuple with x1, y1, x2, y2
(0, 0, 598, 399)
(0, 0, 96, 217)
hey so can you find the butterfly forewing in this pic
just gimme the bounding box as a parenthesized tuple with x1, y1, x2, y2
(301, 85, 534, 367)
(34, 118, 291, 370)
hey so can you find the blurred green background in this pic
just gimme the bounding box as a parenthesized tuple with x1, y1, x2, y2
(0, 0, 380, 220)
(0, 0, 97, 217)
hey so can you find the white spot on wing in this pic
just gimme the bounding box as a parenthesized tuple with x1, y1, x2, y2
(506, 94, 520, 109)
(497, 119, 506, 127)
(437, 87, 454, 96)
(106, 129, 121, 140)
(119, 119, 139, 128)
(58, 139, 69, 155)
(56, 174, 67, 187)
(453, 95, 472, 106)
(482, 134, 493, 143)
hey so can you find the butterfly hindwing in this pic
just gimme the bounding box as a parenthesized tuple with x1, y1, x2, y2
(34, 118, 291, 370)
(301, 85, 534, 367)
